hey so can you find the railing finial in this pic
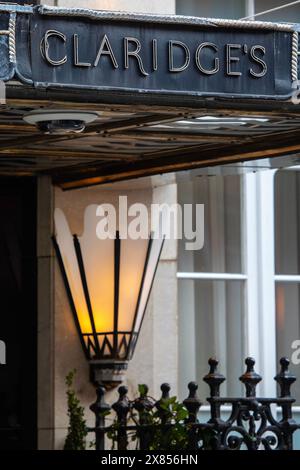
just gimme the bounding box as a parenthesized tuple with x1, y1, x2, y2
(160, 383, 171, 399)
(89, 385, 110, 450)
(156, 383, 171, 424)
(203, 358, 225, 397)
(274, 357, 297, 397)
(239, 357, 262, 397)
(112, 385, 130, 450)
(183, 382, 202, 423)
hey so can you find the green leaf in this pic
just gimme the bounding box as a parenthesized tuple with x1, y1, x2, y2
(100, 410, 111, 417)
(138, 384, 148, 396)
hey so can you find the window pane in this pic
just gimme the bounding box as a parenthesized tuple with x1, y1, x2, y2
(176, 0, 246, 19)
(178, 175, 243, 273)
(178, 279, 245, 400)
(275, 170, 300, 275)
(276, 283, 300, 404)
(254, 0, 300, 22)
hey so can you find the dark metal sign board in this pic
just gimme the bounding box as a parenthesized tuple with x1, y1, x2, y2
(0, 4, 299, 102)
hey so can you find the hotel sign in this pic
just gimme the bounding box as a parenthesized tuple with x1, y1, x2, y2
(0, 4, 299, 101)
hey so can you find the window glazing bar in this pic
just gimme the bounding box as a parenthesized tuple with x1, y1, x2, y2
(275, 274, 300, 282)
(177, 272, 247, 281)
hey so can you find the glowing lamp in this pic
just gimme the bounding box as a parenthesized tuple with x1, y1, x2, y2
(53, 208, 164, 388)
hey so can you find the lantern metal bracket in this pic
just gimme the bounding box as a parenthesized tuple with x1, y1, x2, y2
(89, 359, 128, 389)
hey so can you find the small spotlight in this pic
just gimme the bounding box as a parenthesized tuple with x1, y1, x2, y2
(23, 110, 99, 134)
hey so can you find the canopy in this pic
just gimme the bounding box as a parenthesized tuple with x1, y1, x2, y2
(1, 4, 300, 188)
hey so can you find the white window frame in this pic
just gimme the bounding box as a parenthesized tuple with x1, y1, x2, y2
(177, 170, 277, 397)
(244, 170, 277, 397)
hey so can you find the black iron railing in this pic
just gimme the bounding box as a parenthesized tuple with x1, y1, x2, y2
(89, 357, 300, 450)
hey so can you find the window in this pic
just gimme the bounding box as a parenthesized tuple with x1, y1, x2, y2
(178, 168, 300, 406)
(275, 169, 300, 404)
(178, 175, 245, 400)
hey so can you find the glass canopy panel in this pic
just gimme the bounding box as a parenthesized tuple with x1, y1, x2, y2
(79, 205, 114, 333)
(54, 208, 92, 334)
(133, 237, 164, 333)
(118, 237, 149, 332)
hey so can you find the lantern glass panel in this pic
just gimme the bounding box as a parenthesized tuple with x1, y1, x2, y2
(118, 237, 149, 331)
(55, 208, 92, 334)
(133, 237, 164, 333)
(79, 205, 114, 333)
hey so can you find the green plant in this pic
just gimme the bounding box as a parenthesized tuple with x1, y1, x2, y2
(64, 369, 87, 450)
(106, 385, 215, 450)
(146, 396, 190, 450)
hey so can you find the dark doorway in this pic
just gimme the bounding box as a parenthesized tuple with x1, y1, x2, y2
(0, 178, 37, 449)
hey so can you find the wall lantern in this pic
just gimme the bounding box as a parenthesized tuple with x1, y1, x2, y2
(53, 208, 164, 389)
